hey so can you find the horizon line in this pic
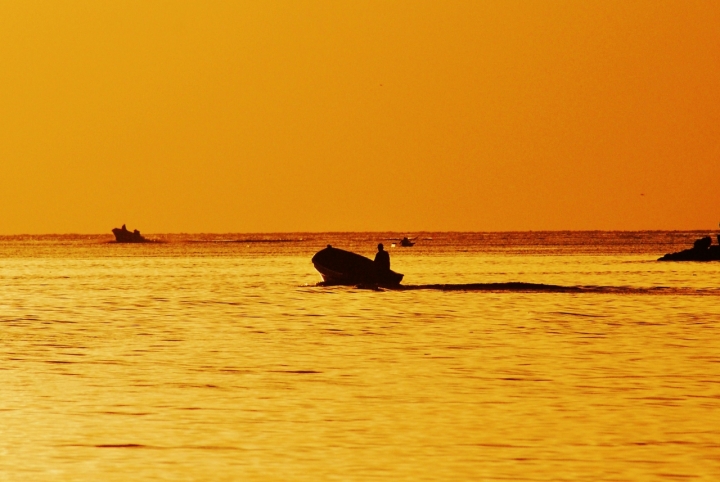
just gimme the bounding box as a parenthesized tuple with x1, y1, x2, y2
(0, 228, 716, 237)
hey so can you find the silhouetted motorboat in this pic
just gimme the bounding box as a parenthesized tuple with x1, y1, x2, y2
(400, 236, 415, 247)
(112, 225, 148, 243)
(659, 235, 720, 261)
(312, 245, 404, 286)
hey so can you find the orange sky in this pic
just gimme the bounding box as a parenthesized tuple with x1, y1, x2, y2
(1, 1, 718, 233)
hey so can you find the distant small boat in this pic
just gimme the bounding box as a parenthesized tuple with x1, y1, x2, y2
(112, 225, 147, 243)
(400, 237, 415, 247)
(312, 245, 404, 286)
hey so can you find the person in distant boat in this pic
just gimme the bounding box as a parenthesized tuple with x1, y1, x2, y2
(374, 243, 390, 271)
(121, 224, 128, 231)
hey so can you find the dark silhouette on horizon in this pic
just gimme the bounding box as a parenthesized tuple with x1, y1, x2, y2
(659, 235, 720, 261)
(400, 236, 415, 247)
(112, 224, 148, 243)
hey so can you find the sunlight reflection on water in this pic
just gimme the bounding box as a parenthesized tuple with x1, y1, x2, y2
(0, 232, 719, 481)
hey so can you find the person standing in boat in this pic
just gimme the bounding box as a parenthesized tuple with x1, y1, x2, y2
(374, 243, 390, 271)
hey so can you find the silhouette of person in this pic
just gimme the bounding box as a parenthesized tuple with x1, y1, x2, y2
(122, 224, 127, 231)
(374, 243, 390, 271)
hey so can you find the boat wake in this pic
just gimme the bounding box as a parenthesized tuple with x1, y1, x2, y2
(315, 282, 720, 296)
(395, 282, 584, 293)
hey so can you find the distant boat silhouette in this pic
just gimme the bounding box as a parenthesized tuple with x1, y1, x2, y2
(312, 245, 403, 286)
(400, 236, 415, 247)
(658, 235, 720, 261)
(112, 224, 148, 243)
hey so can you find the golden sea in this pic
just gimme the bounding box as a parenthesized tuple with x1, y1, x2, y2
(1, 231, 719, 481)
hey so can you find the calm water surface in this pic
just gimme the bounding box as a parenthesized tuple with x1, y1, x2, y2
(1, 232, 719, 481)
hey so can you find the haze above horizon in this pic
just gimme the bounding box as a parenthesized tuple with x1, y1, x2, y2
(1, 1, 718, 234)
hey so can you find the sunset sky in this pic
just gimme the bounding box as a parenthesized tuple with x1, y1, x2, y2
(1, 1, 718, 234)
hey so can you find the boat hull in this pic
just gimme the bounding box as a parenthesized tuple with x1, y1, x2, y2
(659, 245, 720, 261)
